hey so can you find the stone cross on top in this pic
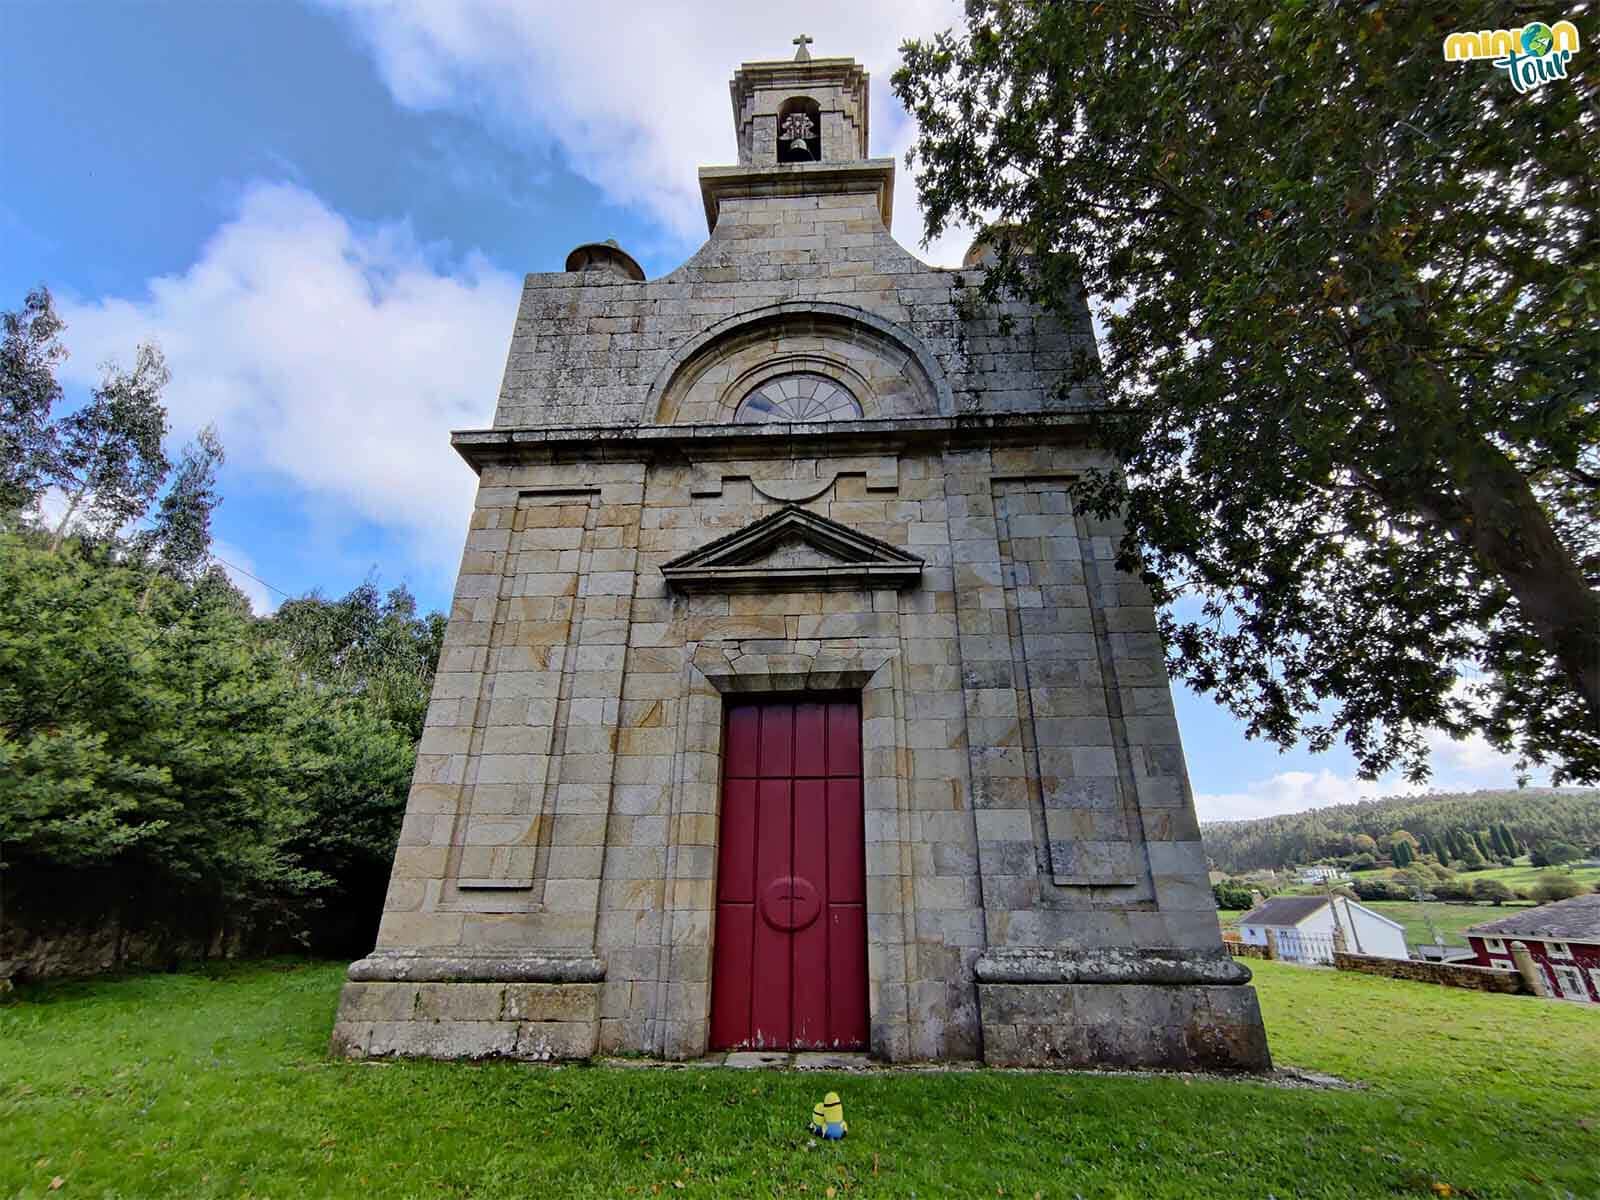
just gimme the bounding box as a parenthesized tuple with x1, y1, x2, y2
(793, 33, 813, 62)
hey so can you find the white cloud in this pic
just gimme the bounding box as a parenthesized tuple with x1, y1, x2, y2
(212, 540, 279, 616)
(321, 0, 976, 265)
(1195, 769, 1424, 824)
(1195, 737, 1548, 824)
(1425, 727, 1522, 776)
(55, 182, 521, 573)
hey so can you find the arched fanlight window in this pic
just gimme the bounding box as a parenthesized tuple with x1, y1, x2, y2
(734, 372, 862, 423)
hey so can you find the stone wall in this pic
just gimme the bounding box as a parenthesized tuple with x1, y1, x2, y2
(978, 981, 1271, 1071)
(1332, 952, 1530, 994)
(357, 429, 1235, 1063)
(0, 865, 265, 982)
(1225, 940, 1270, 960)
(490, 186, 1099, 431)
(331, 980, 601, 1061)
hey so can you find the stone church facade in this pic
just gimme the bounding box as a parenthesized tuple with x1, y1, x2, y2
(332, 44, 1270, 1071)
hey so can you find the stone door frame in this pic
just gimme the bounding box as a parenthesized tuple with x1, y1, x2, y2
(649, 639, 915, 1060)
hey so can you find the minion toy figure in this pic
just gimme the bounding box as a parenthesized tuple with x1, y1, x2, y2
(818, 1091, 847, 1140)
(808, 1101, 828, 1137)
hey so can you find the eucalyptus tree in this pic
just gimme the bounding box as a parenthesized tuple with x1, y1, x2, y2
(47, 343, 171, 553)
(0, 288, 66, 517)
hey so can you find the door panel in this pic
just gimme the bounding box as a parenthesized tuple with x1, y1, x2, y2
(826, 779, 865, 902)
(710, 698, 867, 1051)
(750, 778, 794, 1046)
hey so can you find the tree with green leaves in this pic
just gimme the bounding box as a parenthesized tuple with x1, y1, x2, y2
(266, 581, 446, 743)
(1531, 841, 1581, 867)
(132, 423, 225, 609)
(47, 342, 170, 553)
(895, 1, 1599, 785)
(0, 530, 426, 953)
(0, 287, 447, 957)
(1212, 880, 1254, 911)
(1471, 878, 1514, 906)
(1531, 873, 1587, 903)
(1391, 838, 1413, 868)
(0, 288, 66, 517)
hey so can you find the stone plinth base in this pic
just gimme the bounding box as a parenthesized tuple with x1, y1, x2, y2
(978, 982, 1271, 1071)
(974, 947, 1271, 1071)
(329, 950, 603, 1062)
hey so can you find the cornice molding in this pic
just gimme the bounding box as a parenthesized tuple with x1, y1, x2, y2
(451, 412, 1101, 472)
(698, 159, 894, 232)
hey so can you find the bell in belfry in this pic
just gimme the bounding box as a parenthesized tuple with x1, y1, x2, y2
(781, 110, 815, 160)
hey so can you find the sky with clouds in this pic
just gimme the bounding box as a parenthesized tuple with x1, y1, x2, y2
(0, 0, 1545, 823)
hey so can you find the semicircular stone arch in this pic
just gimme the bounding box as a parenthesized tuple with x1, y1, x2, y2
(647, 302, 954, 425)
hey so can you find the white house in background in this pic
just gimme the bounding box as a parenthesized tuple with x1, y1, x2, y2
(1237, 895, 1409, 963)
(1294, 865, 1346, 885)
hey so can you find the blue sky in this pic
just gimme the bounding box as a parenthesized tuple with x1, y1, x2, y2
(0, 0, 1534, 819)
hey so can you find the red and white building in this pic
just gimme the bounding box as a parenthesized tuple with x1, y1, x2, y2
(1466, 894, 1600, 1003)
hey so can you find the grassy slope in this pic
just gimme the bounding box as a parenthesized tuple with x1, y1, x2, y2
(1447, 862, 1600, 889)
(2, 961, 1596, 1199)
(1359, 900, 1507, 948)
(1292, 863, 1600, 897)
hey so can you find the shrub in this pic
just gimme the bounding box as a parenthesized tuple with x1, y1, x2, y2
(1353, 878, 1408, 902)
(1212, 881, 1255, 911)
(1471, 879, 1515, 905)
(1531, 874, 1587, 903)
(1531, 843, 1581, 868)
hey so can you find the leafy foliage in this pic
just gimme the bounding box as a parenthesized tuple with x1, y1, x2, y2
(1212, 879, 1255, 910)
(0, 532, 422, 942)
(0, 287, 66, 515)
(1203, 787, 1600, 873)
(895, 1, 1600, 783)
(1531, 841, 1582, 867)
(130, 423, 225, 596)
(1470, 878, 1513, 905)
(47, 343, 171, 552)
(0, 288, 444, 953)
(267, 581, 446, 743)
(1531, 872, 1587, 902)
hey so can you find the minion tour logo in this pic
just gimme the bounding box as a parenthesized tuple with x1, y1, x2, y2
(1444, 20, 1581, 92)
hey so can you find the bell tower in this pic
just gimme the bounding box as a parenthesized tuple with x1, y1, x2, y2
(701, 38, 892, 233)
(729, 36, 871, 165)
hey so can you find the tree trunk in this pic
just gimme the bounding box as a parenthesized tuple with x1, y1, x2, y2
(49, 485, 85, 554)
(1457, 440, 1600, 725)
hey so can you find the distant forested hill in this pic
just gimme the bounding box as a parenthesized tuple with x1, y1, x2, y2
(1202, 789, 1600, 874)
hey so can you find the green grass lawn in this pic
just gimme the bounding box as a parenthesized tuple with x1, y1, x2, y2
(3, 960, 1597, 1199)
(1359, 900, 1517, 948)
(1342, 861, 1600, 895)
(1459, 861, 1600, 890)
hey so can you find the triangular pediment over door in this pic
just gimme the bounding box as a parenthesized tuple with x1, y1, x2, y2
(660, 504, 923, 592)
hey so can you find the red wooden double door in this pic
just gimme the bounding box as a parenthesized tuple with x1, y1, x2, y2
(709, 698, 869, 1050)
